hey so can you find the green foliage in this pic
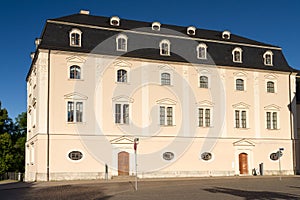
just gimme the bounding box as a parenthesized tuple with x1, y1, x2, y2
(0, 133, 14, 174)
(0, 101, 27, 173)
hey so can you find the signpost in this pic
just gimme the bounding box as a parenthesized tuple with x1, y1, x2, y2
(278, 147, 284, 181)
(134, 138, 139, 191)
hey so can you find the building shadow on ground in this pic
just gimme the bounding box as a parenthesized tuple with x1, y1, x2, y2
(204, 187, 299, 200)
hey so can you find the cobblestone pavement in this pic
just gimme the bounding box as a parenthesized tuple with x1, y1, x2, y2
(1, 176, 300, 200)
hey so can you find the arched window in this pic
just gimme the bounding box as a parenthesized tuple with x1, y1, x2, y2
(116, 34, 128, 52)
(197, 43, 207, 59)
(267, 81, 275, 93)
(160, 40, 170, 56)
(199, 76, 208, 88)
(69, 29, 82, 47)
(161, 72, 171, 85)
(236, 79, 244, 91)
(117, 69, 127, 82)
(263, 51, 273, 66)
(232, 47, 242, 63)
(70, 65, 81, 79)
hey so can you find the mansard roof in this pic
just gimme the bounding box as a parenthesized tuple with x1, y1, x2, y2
(36, 12, 295, 73)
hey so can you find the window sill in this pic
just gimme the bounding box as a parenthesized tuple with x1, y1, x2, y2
(266, 128, 280, 131)
(68, 79, 84, 81)
(160, 125, 176, 127)
(115, 82, 130, 85)
(160, 54, 171, 56)
(67, 122, 86, 125)
(70, 45, 81, 48)
(235, 127, 249, 130)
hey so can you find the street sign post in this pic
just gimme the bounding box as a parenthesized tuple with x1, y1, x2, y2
(278, 147, 284, 181)
(134, 138, 139, 191)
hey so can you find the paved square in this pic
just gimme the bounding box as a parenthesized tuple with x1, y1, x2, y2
(1, 176, 300, 199)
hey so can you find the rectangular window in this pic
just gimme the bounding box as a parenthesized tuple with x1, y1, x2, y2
(167, 107, 173, 126)
(266, 112, 271, 129)
(76, 102, 83, 122)
(123, 104, 129, 124)
(205, 109, 210, 127)
(160, 106, 165, 125)
(199, 108, 203, 127)
(115, 104, 121, 123)
(241, 111, 247, 128)
(68, 101, 74, 122)
(235, 110, 240, 128)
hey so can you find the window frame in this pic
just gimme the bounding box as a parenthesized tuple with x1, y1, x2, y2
(69, 65, 81, 79)
(199, 75, 209, 88)
(117, 69, 128, 83)
(235, 78, 245, 91)
(114, 103, 130, 124)
(159, 105, 175, 126)
(160, 39, 171, 56)
(267, 81, 275, 93)
(116, 34, 128, 52)
(69, 28, 82, 47)
(197, 43, 207, 59)
(234, 109, 248, 129)
(161, 72, 171, 85)
(263, 51, 273, 66)
(67, 101, 84, 123)
(198, 108, 211, 127)
(232, 47, 243, 63)
(266, 111, 279, 130)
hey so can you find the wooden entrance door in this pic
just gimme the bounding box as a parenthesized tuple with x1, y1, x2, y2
(118, 151, 129, 176)
(239, 153, 248, 174)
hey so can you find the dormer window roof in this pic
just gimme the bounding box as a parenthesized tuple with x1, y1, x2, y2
(110, 16, 120, 26)
(152, 22, 161, 31)
(187, 26, 196, 35)
(222, 30, 231, 40)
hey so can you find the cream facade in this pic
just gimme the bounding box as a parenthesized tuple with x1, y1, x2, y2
(25, 11, 299, 181)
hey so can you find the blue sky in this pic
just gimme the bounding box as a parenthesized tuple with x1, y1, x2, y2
(0, 0, 299, 119)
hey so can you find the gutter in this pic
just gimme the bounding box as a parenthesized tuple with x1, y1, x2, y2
(289, 71, 296, 174)
(47, 50, 50, 181)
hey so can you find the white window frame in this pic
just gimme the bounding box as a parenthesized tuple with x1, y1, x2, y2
(69, 65, 81, 79)
(67, 101, 84, 123)
(266, 81, 275, 93)
(232, 47, 243, 63)
(116, 34, 128, 52)
(263, 50, 273, 66)
(115, 66, 130, 83)
(197, 43, 207, 59)
(69, 28, 82, 47)
(152, 22, 161, 31)
(197, 70, 211, 89)
(234, 109, 249, 129)
(157, 98, 176, 126)
(160, 39, 170, 56)
(112, 96, 133, 125)
(64, 93, 87, 124)
(264, 105, 280, 130)
(233, 102, 250, 129)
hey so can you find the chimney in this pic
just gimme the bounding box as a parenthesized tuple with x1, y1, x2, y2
(35, 38, 41, 49)
(30, 52, 35, 60)
(80, 10, 90, 15)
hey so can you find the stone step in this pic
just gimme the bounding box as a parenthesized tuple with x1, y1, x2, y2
(111, 175, 137, 180)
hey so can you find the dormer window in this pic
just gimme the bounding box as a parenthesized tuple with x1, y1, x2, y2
(69, 29, 82, 47)
(232, 47, 242, 63)
(160, 39, 170, 56)
(110, 16, 120, 26)
(222, 30, 231, 40)
(263, 51, 273, 66)
(187, 26, 196, 35)
(152, 22, 161, 31)
(197, 43, 207, 59)
(116, 34, 128, 52)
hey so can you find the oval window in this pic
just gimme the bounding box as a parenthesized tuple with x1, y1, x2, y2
(201, 152, 212, 161)
(270, 152, 279, 161)
(163, 152, 174, 161)
(68, 151, 83, 161)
